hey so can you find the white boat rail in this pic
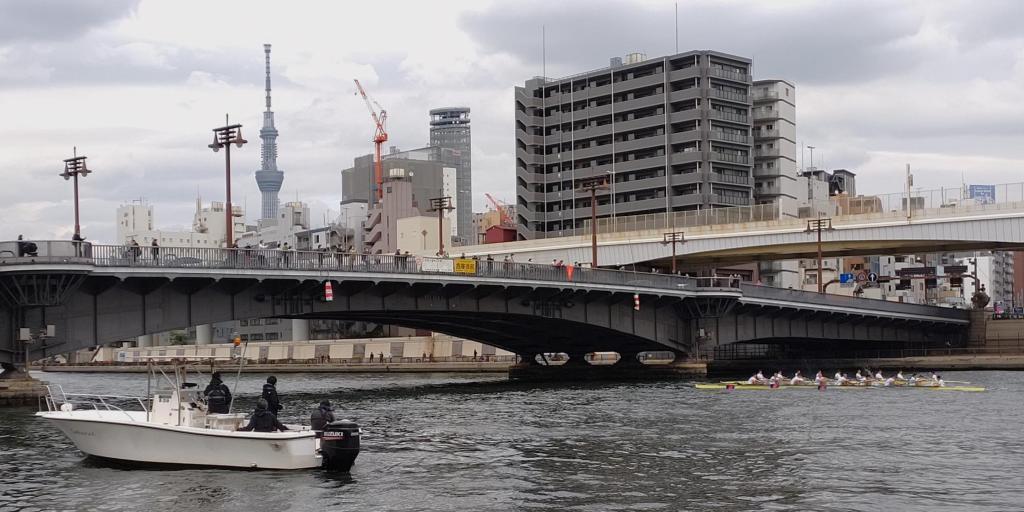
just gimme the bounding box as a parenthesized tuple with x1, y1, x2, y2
(43, 384, 149, 422)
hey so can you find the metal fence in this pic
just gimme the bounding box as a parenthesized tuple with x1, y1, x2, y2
(713, 343, 1024, 361)
(0, 241, 741, 292)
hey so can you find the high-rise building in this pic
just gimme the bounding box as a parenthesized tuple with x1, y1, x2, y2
(515, 51, 756, 240)
(429, 108, 471, 245)
(751, 80, 800, 215)
(254, 43, 284, 221)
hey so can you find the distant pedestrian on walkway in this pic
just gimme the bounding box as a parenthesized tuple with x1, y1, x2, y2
(150, 239, 159, 262)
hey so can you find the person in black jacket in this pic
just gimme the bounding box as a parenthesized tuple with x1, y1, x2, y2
(237, 399, 288, 433)
(203, 372, 232, 414)
(310, 400, 336, 431)
(261, 376, 283, 416)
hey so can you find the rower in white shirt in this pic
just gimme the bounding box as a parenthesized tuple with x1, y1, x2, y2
(874, 370, 884, 380)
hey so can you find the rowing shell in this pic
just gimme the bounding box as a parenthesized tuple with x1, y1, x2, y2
(695, 383, 985, 392)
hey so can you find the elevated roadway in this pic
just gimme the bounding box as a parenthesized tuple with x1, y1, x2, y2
(460, 200, 1024, 267)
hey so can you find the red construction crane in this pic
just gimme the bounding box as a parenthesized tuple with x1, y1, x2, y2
(485, 193, 513, 226)
(354, 79, 388, 202)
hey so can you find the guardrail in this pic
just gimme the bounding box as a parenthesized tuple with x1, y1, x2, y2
(713, 344, 1024, 361)
(0, 241, 742, 293)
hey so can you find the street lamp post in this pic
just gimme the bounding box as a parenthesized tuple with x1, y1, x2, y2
(427, 194, 454, 257)
(662, 231, 685, 274)
(577, 177, 609, 267)
(208, 115, 247, 248)
(805, 217, 834, 294)
(60, 147, 92, 239)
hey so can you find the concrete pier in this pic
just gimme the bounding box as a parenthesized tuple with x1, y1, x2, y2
(0, 367, 47, 407)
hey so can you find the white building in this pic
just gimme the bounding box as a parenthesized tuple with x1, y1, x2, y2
(116, 198, 245, 247)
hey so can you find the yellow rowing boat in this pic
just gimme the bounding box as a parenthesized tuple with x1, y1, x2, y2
(695, 383, 985, 392)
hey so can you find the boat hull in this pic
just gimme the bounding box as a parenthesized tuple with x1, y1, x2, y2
(37, 411, 321, 469)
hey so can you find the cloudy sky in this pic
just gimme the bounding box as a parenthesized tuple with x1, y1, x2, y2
(2, 0, 1023, 243)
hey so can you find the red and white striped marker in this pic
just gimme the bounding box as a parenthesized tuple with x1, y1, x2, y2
(324, 281, 334, 302)
(633, 293, 640, 311)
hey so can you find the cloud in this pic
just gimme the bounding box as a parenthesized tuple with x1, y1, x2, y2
(3, 0, 1024, 246)
(0, 0, 140, 44)
(460, 0, 928, 85)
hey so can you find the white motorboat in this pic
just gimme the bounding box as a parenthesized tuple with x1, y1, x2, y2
(36, 359, 360, 470)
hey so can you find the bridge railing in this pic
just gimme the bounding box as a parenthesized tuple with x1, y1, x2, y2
(739, 283, 972, 320)
(0, 240, 92, 262)
(1, 241, 742, 292)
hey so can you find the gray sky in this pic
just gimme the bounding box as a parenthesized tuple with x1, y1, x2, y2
(2, 0, 1022, 243)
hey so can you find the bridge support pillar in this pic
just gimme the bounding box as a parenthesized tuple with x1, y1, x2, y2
(195, 324, 212, 345)
(292, 319, 309, 342)
(137, 335, 153, 348)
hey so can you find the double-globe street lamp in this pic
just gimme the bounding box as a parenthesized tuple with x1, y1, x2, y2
(60, 147, 92, 241)
(577, 177, 609, 268)
(661, 231, 685, 274)
(208, 116, 247, 248)
(805, 217, 834, 294)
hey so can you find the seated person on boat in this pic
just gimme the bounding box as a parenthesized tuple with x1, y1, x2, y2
(238, 399, 288, 433)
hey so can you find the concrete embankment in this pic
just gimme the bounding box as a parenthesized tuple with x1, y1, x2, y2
(40, 361, 513, 374)
(0, 376, 48, 407)
(709, 354, 1024, 377)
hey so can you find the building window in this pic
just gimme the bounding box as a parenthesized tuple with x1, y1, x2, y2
(265, 333, 280, 341)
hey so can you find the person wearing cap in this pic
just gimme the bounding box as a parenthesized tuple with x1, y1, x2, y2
(203, 371, 232, 414)
(310, 400, 336, 431)
(238, 399, 288, 433)
(261, 376, 283, 416)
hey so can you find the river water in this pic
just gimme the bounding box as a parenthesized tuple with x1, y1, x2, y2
(1, 370, 1022, 511)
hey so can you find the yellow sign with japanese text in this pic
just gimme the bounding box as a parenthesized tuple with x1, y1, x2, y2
(454, 259, 477, 274)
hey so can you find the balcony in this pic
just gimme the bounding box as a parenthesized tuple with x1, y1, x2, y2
(709, 110, 749, 124)
(752, 109, 780, 121)
(753, 129, 779, 139)
(708, 130, 751, 144)
(669, 109, 702, 123)
(709, 88, 750, 104)
(670, 151, 703, 165)
(710, 193, 751, 206)
(752, 90, 779, 102)
(708, 66, 750, 82)
(753, 148, 780, 159)
(710, 152, 749, 164)
(754, 184, 782, 197)
(614, 93, 665, 114)
(669, 129, 701, 145)
(708, 171, 751, 186)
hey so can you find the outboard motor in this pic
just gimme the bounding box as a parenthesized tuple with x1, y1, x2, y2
(320, 420, 360, 471)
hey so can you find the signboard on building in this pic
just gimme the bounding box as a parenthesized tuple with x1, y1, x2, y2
(897, 266, 935, 277)
(944, 265, 968, 275)
(968, 185, 996, 204)
(454, 259, 477, 274)
(420, 257, 454, 273)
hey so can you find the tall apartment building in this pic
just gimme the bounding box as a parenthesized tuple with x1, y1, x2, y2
(515, 50, 757, 240)
(751, 80, 800, 216)
(429, 108, 472, 245)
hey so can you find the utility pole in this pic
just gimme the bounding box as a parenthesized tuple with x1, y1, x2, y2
(427, 194, 454, 257)
(60, 147, 92, 239)
(662, 231, 685, 274)
(577, 177, 609, 267)
(806, 217, 834, 294)
(208, 115, 247, 247)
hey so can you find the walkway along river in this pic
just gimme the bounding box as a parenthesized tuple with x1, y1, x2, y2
(2, 371, 1023, 511)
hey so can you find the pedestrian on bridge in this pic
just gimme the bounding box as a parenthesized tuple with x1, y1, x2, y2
(150, 239, 159, 262)
(129, 239, 141, 262)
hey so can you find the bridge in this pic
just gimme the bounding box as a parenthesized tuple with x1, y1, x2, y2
(0, 241, 968, 369)
(461, 196, 1024, 267)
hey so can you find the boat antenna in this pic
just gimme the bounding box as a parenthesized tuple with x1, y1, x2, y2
(228, 337, 249, 414)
